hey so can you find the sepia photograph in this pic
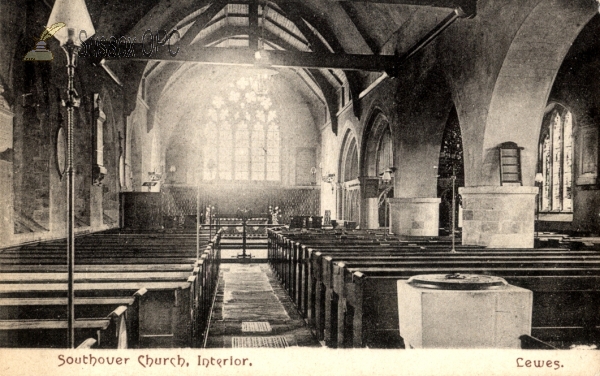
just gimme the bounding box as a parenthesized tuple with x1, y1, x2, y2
(0, 0, 599, 375)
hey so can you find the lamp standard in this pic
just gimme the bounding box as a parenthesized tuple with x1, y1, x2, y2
(47, 0, 95, 348)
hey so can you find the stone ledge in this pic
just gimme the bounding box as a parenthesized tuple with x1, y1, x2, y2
(459, 186, 538, 195)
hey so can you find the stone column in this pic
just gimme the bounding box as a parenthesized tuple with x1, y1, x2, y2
(0, 96, 14, 245)
(388, 198, 440, 236)
(459, 186, 538, 248)
(365, 197, 379, 229)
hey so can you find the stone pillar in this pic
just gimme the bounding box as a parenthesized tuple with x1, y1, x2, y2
(459, 186, 538, 248)
(388, 198, 440, 236)
(365, 197, 379, 229)
(0, 97, 14, 245)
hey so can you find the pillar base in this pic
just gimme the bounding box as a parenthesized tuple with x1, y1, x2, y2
(388, 198, 440, 236)
(459, 186, 538, 248)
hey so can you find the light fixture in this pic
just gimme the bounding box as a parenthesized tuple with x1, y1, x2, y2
(48, 0, 95, 46)
(47, 0, 95, 349)
(254, 67, 278, 96)
(148, 171, 162, 181)
(322, 173, 336, 183)
(169, 165, 177, 173)
(380, 167, 397, 183)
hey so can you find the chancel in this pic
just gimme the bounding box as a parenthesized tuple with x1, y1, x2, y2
(0, 0, 600, 354)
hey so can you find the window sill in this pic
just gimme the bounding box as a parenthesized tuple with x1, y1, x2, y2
(538, 213, 573, 222)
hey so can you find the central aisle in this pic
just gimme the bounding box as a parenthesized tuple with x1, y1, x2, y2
(205, 263, 320, 348)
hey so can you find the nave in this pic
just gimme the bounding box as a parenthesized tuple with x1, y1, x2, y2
(2, 0, 600, 358)
(2, 223, 600, 350)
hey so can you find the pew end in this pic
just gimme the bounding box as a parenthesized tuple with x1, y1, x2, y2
(520, 334, 558, 350)
(76, 337, 97, 349)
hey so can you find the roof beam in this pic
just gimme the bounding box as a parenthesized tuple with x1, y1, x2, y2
(97, 44, 398, 71)
(324, 0, 477, 17)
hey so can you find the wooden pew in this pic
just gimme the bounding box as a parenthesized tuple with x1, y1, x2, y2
(331, 263, 600, 349)
(0, 230, 221, 348)
(0, 291, 145, 347)
(297, 246, 581, 316)
(0, 278, 193, 348)
(306, 250, 600, 342)
(0, 305, 129, 348)
(268, 229, 600, 349)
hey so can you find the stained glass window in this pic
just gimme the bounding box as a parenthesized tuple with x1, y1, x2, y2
(538, 104, 573, 213)
(203, 76, 280, 181)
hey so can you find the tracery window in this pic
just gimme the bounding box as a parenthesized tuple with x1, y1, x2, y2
(538, 104, 573, 213)
(203, 76, 280, 181)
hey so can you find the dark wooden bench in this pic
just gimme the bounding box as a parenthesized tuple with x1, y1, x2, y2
(0, 305, 129, 348)
(0, 292, 144, 346)
(0, 229, 222, 348)
(295, 245, 578, 314)
(267, 228, 600, 349)
(330, 262, 600, 349)
(305, 250, 600, 341)
(0, 279, 194, 348)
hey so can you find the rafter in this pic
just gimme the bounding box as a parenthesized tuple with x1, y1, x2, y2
(308, 70, 340, 135)
(337, 2, 379, 54)
(324, 0, 477, 17)
(177, 1, 229, 46)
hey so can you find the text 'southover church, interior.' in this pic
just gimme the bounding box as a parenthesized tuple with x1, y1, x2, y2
(0, 0, 600, 354)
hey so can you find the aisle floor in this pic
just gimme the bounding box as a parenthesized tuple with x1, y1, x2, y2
(205, 263, 320, 348)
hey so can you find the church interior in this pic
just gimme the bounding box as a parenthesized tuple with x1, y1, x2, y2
(1, 0, 600, 353)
